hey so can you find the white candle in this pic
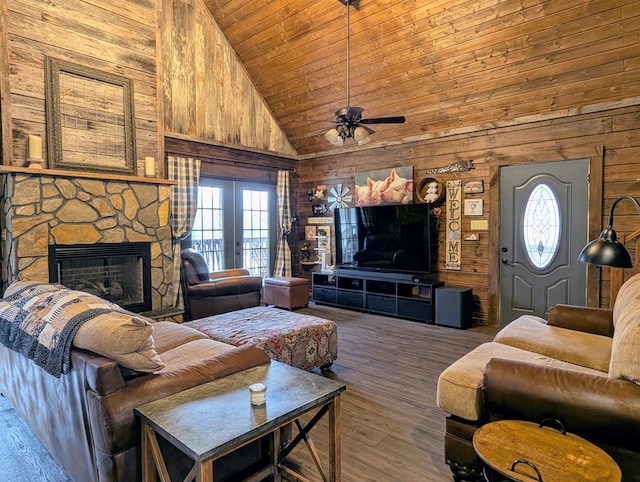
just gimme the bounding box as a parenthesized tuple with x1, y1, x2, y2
(28, 135, 43, 160)
(144, 156, 155, 177)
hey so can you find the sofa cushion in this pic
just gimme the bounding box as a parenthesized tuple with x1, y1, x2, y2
(609, 302, 640, 384)
(150, 321, 208, 354)
(73, 311, 165, 373)
(494, 315, 612, 372)
(436, 342, 607, 422)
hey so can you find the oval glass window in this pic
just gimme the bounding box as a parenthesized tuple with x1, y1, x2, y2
(523, 183, 561, 269)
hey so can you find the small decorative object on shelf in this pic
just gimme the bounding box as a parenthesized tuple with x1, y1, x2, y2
(300, 242, 311, 262)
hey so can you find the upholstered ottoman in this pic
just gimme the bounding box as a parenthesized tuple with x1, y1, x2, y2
(184, 306, 337, 371)
(262, 277, 309, 310)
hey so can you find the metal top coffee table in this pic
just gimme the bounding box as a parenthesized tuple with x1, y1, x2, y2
(473, 420, 621, 482)
(135, 360, 346, 482)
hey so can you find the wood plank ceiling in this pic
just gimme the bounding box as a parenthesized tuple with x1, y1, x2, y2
(202, 0, 640, 157)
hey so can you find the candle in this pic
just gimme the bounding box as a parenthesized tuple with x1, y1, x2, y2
(249, 383, 266, 405)
(28, 135, 43, 160)
(144, 156, 155, 177)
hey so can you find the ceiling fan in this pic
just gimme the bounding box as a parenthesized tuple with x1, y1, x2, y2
(325, 0, 406, 146)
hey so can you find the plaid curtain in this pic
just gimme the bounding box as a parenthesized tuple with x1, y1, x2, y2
(168, 156, 201, 307)
(273, 170, 292, 277)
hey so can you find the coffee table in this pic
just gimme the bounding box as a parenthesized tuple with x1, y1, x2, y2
(473, 420, 621, 482)
(135, 361, 346, 482)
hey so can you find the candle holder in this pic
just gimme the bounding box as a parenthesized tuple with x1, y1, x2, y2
(26, 158, 45, 169)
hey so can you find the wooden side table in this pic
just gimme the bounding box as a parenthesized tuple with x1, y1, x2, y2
(473, 420, 621, 482)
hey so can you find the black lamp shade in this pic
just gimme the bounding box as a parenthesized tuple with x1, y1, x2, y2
(578, 228, 634, 268)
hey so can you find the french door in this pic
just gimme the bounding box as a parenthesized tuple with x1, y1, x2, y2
(190, 178, 277, 277)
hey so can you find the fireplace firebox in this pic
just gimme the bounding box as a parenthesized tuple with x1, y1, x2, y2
(48, 242, 152, 313)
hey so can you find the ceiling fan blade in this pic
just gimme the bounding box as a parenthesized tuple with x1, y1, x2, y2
(360, 116, 406, 124)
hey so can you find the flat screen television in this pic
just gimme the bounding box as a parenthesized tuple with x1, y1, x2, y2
(334, 204, 431, 276)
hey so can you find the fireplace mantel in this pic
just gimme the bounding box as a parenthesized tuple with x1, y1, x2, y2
(0, 165, 177, 185)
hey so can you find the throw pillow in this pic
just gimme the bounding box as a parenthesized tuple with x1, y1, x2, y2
(73, 310, 165, 373)
(608, 303, 640, 384)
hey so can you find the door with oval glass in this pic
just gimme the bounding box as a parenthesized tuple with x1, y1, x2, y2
(499, 159, 589, 327)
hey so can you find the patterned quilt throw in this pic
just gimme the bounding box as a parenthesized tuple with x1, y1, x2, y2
(0, 281, 130, 377)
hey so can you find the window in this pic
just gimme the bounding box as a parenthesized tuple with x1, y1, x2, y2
(523, 183, 561, 269)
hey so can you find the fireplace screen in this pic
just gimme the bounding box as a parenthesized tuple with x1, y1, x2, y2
(48, 243, 152, 313)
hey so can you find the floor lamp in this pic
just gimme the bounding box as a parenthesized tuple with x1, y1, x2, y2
(578, 195, 640, 305)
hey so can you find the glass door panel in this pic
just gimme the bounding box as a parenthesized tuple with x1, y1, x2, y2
(192, 178, 276, 276)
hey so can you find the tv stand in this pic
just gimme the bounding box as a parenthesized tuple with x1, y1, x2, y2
(312, 271, 443, 323)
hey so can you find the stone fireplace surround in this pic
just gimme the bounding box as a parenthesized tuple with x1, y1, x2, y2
(0, 169, 176, 312)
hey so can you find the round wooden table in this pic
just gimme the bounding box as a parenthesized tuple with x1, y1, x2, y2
(473, 420, 621, 482)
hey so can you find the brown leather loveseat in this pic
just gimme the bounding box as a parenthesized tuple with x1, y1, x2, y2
(180, 248, 263, 319)
(437, 273, 640, 481)
(0, 281, 270, 481)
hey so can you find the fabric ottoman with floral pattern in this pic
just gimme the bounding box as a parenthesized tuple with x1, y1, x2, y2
(184, 306, 337, 371)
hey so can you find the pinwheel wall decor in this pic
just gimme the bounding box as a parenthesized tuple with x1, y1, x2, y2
(327, 184, 352, 210)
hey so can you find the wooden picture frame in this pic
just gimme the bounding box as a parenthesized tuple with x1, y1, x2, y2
(464, 199, 484, 216)
(45, 57, 137, 175)
(463, 180, 484, 193)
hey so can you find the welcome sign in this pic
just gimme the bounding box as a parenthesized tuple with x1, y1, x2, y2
(446, 180, 462, 270)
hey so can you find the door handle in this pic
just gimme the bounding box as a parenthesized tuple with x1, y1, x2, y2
(501, 258, 514, 267)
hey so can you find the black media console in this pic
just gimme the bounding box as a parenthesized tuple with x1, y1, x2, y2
(312, 270, 444, 323)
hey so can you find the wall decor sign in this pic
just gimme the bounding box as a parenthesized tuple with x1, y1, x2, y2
(464, 199, 483, 216)
(305, 225, 317, 240)
(424, 159, 474, 174)
(446, 180, 462, 270)
(355, 166, 414, 206)
(45, 57, 137, 175)
(463, 179, 484, 193)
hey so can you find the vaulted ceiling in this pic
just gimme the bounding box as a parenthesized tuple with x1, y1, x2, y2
(202, 0, 639, 157)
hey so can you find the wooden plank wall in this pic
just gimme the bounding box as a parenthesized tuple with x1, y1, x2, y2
(296, 105, 640, 326)
(158, 0, 297, 157)
(2, 0, 160, 174)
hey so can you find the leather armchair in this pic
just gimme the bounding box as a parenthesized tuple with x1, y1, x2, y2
(180, 248, 262, 320)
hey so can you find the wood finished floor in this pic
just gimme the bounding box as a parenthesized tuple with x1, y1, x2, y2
(282, 303, 495, 482)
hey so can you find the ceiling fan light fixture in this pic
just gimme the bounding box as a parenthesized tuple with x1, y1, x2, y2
(325, 128, 344, 146)
(353, 126, 371, 143)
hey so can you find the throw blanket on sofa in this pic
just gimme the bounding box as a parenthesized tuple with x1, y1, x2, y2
(0, 281, 132, 377)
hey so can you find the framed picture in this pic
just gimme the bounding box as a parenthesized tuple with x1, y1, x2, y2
(464, 199, 483, 216)
(305, 225, 317, 241)
(463, 180, 484, 193)
(355, 166, 414, 206)
(45, 57, 137, 175)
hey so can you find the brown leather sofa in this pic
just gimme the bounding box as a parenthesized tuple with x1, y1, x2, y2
(437, 273, 640, 481)
(0, 282, 270, 482)
(181, 248, 263, 320)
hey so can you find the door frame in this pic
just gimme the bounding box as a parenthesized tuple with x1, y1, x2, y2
(488, 152, 604, 323)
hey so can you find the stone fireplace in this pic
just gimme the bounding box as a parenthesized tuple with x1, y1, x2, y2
(1, 170, 176, 312)
(48, 242, 152, 313)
